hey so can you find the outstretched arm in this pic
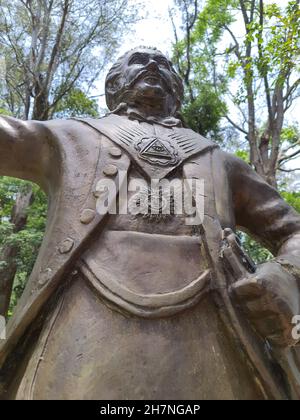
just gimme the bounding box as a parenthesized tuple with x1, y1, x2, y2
(0, 116, 51, 191)
(227, 154, 300, 348)
(229, 155, 300, 259)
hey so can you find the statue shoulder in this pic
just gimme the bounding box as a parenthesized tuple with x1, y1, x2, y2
(212, 148, 253, 176)
(40, 117, 109, 147)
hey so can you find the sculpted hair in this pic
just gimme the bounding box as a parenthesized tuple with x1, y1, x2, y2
(105, 47, 184, 115)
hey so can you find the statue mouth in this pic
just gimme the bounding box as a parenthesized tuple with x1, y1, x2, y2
(127, 70, 170, 91)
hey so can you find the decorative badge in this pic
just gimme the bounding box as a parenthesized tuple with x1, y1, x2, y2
(134, 136, 179, 166)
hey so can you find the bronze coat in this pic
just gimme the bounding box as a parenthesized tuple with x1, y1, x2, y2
(0, 114, 300, 397)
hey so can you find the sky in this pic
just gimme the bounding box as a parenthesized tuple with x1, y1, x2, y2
(120, 0, 176, 56)
(98, 0, 299, 119)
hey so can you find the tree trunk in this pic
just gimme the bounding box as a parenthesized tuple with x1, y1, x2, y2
(31, 75, 50, 121)
(0, 185, 34, 317)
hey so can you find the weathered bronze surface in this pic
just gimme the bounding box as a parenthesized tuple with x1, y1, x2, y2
(0, 47, 300, 400)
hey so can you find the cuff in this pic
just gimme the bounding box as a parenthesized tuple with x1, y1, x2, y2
(275, 255, 300, 286)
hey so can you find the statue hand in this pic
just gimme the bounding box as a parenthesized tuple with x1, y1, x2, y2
(230, 261, 300, 348)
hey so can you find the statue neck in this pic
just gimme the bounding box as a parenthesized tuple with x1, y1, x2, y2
(108, 103, 183, 128)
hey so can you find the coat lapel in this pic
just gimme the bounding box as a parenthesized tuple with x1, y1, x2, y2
(75, 114, 218, 180)
(0, 124, 131, 368)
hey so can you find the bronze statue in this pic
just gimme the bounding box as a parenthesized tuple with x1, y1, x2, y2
(0, 46, 300, 400)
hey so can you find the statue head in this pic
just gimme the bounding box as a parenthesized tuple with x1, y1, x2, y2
(105, 47, 184, 117)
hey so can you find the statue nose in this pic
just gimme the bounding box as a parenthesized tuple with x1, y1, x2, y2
(146, 60, 159, 72)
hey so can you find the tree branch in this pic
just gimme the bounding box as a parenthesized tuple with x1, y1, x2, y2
(278, 167, 300, 172)
(224, 114, 248, 135)
(278, 147, 300, 164)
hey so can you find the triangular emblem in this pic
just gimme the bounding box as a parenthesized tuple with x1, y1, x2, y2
(140, 138, 173, 159)
(73, 115, 218, 179)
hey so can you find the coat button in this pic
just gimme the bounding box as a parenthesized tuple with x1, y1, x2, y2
(38, 268, 52, 287)
(109, 147, 122, 158)
(80, 208, 96, 224)
(59, 238, 74, 254)
(93, 188, 108, 199)
(103, 164, 118, 176)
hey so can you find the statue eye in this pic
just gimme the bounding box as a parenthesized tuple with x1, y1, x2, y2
(156, 59, 169, 69)
(129, 55, 148, 66)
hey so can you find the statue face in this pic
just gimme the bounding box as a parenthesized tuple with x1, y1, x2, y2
(122, 49, 174, 102)
(105, 47, 184, 114)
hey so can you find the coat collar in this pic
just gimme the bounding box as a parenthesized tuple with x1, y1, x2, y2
(73, 114, 218, 180)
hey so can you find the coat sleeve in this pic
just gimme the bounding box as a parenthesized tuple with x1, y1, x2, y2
(226, 153, 300, 268)
(0, 116, 52, 192)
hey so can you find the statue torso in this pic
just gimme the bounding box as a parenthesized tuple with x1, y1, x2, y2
(12, 121, 265, 400)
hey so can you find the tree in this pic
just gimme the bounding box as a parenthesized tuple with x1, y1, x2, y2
(170, 0, 230, 140)
(172, 0, 300, 187)
(171, 1, 300, 265)
(53, 87, 99, 118)
(0, 0, 139, 120)
(0, 177, 47, 317)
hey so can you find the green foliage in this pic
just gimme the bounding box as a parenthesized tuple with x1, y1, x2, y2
(0, 108, 10, 116)
(239, 232, 273, 264)
(173, 0, 300, 186)
(235, 150, 250, 163)
(280, 124, 300, 146)
(182, 86, 227, 139)
(193, 0, 238, 43)
(225, 1, 300, 86)
(53, 88, 99, 118)
(0, 177, 47, 317)
(172, 0, 236, 137)
(221, 1, 300, 104)
(281, 191, 300, 213)
(0, 0, 140, 119)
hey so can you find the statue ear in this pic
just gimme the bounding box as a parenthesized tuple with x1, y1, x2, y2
(106, 74, 126, 110)
(165, 91, 181, 117)
(106, 80, 117, 97)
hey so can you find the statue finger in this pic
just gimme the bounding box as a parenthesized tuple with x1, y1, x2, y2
(242, 295, 277, 318)
(230, 277, 264, 300)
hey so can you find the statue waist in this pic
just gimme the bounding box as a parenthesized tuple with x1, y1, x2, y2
(79, 229, 212, 318)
